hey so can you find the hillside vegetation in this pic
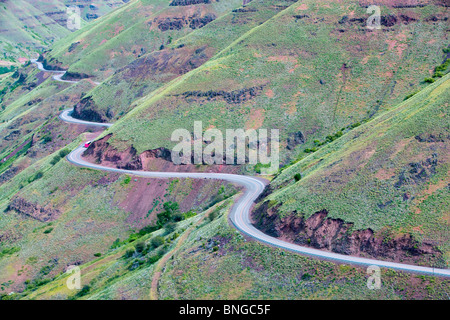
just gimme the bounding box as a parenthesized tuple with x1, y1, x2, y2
(0, 0, 126, 62)
(12, 200, 450, 300)
(85, 0, 449, 166)
(0, 0, 448, 300)
(254, 74, 450, 268)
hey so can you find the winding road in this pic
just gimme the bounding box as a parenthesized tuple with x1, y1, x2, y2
(31, 59, 100, 85)
(31, 60, 450, 278)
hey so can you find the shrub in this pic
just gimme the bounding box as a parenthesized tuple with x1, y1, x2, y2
(135, 242, 145, 253)
(182, 211, 197, 219)
(50, 155, 61, 165)
(433, 71, 444, 78)
(0, 247, 20, 259)
(75, 285, 90, 298)
(173, 212, 183, 222)
(93, 253, 101, 257)
(121, 175, 131, 186)
(0, 66, 15, 75)
(404, 91, 418, 100)
(41, 135, 52, 144)
(301, 273, 312, 280)
(28, 171, 44, 183)
(208, 210, 218, 222)
(165, 221, 176, 234)
(156, 201, 180, 227)
(268, 200, 278, 208)
(111, 238, 121, 249)
(59, 149, 70, 158)
(151, 236, 165, 248)
(304, 147, 317, 153)
(147, 255, 162, 264)
(43, 228, 53, 234)
(123, 249, 135, 259)
(157, 210, 172, 227)
(254, 163, 271, 174)
(294, 173, 302, 182)
(424, 77, 435, 83)
(138, 225, 159, 236)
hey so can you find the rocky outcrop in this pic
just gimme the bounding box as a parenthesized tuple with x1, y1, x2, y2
(338, 14, 417, 28)
(177, 86, 264, 104)
(83, 134, 173, 170)
(8, 197, 61, 222)
(169, 0, 210, 6)
(157, 13, 216, 31)
(0, 167, 19, 184)
(286, 131, 305, 150)
(83, 132, 271, 169)
(72, 97, 105, 123)
(68, 42, 81, 53)
(394, 153, 438, 188)
(38, 55, 65, 71)
(253, 202, 442, 265)
(61, 71, 90, 81)
(415, 133, 449, 143)
(4, 130, 21, 141)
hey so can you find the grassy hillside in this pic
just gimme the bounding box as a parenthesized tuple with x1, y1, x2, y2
(13, 200, 450, 300)
(0, 131, 237, 294)
(0, 0, 448, 300)
(43, 0, 244, 79)
(72, 0, 295, 122)
(87, 0, 449, 167)
(0, 0, 126, 62)
(253, 73, 449, 267)
(0, 0, 70, 61)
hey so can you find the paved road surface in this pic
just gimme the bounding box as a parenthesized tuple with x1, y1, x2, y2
(31, 59, 100, 85)
(32, 59, 450, 277)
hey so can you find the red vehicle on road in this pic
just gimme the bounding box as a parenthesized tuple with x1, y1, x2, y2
(84, 141, 92, 148)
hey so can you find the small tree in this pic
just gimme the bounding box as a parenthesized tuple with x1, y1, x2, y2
(151, 236, 165, 248)
(208, 210, 218, 222)
(165, 221, 176, 234)
(135, 242, 145, 253)
(123, 249, 134, 259)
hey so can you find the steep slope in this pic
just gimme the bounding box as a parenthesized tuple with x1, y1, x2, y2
(42, 0, 244, 79)
(0, 131, 238, 294)
(0, 0, 449, 300)
(0, 0, 127, 62)
(0, 0, 70, 61)
(253, 74, 450, 268)
(14, 201, 450, 300)
(83, 0, 449, 168)
(71, 0, 295, 122)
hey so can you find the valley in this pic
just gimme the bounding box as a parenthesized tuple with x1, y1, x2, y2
(0, 0, 448, 301)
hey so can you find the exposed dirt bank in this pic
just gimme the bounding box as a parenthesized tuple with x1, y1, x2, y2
(253, 201, 443, 266)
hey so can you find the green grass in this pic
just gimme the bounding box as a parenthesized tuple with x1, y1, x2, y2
(91, 0, 449, 167)
(75, 0, 300, 122)
(257, 74, 450, 265)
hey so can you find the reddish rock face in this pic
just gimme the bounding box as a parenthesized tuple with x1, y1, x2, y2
(253, 201, 442, 265)
(82, 133, 241, 174)
(169, 0, 211, 6)
(8, 197, 61, 222)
